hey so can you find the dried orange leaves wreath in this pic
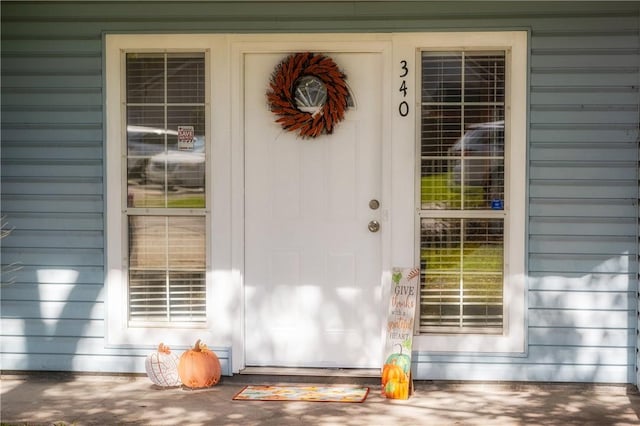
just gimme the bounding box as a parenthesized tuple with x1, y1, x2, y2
(267, 52, 349, 138)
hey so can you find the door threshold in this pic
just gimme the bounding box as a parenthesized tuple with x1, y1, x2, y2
(239, 366, 380, 378)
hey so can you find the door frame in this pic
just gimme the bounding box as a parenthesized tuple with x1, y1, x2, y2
(229, 35, 393, 372)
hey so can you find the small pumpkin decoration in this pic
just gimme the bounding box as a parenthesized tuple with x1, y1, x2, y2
(381, 343, 411, 399)
(384, 344, 411, 375)
(178, 339, 221, 388)
(145, 343, 181, 387)
(384, 374, 409, 399)
(382, 362, 405, 387)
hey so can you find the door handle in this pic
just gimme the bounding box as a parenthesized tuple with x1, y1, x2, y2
(368, 220, 380, 233)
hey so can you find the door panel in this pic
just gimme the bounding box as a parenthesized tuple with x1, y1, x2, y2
(244, 51, 383, 368)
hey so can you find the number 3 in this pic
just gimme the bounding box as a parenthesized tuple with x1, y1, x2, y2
(399, 60, 408, 78)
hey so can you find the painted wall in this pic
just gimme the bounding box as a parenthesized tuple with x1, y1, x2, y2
(1, 1, 639, 383)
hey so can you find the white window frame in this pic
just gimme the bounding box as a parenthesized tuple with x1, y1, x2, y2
(392, 32, 528, 354)
(105, 34, 231, 348)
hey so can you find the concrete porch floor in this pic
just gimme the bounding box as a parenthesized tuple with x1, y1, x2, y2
(1, 372, 640, 425)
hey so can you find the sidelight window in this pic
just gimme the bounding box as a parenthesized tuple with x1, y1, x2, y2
(419, 51, 506, 333)
(124, 52, 207, 324)
(411, 31, 527, 354)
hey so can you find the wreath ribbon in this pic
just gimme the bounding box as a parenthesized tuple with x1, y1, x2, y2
(267, 52, 349, 139)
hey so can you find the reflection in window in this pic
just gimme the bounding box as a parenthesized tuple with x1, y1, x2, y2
(126, 53, 206, 209)
(419, 51, 506, 333)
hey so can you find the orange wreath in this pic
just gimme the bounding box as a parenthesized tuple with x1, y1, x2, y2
(267, 52, 349, 138)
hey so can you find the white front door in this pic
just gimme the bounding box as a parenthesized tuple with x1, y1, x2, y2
(244, 50, 384, 368)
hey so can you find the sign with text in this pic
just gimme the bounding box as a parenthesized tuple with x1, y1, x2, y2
(381, 267, 419, 400)
(177, 125, 195, 151)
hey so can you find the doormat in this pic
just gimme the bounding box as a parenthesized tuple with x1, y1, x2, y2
(232, 385, 370, 403)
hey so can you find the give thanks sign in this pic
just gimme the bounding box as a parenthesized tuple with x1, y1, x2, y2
(381, 267, 419, 400)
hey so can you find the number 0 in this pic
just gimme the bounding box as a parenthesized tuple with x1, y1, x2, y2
(398, 101, 409, 117)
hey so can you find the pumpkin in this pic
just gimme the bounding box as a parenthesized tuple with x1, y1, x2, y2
(381, 362, 410, 398)
(145, 343, 181, 387)
(178, 339, 221, 388)
(381, 363, 405, 386)
(384, 378, 409, 399)
(384, 344, 411, 374)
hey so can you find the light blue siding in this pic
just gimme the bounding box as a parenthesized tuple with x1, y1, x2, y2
(1, 1, 638, 383)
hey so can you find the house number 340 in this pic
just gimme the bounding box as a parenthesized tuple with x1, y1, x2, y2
(398, 60, 409, 117)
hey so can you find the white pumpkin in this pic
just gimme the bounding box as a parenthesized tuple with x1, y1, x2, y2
(145, 343, 181, 387)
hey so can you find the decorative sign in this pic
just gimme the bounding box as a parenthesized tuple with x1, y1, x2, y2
(266, 52, 349, 139)
(178, 125, 195, 151)
(381, 267, 419, 400)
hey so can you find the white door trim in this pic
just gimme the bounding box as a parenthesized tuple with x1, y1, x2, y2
(230, 35, 393, 372)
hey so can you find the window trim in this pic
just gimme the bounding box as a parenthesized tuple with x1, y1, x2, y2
(105, 35, 223, 348)
(398, 31, 528, 354)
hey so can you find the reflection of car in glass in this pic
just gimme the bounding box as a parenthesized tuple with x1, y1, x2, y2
(145, 136, 205, 188)
(127, 125, 176, 181)
(449, 121, 504, 189)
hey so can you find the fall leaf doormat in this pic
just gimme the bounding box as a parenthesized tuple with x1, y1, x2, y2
(232, 385, 370, 403)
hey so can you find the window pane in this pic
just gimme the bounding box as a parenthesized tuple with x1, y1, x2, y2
(143, 106, 206, 196)
(421, 51, 505, 212)
(464, 53, 505, 104)
(128, 216, 206, 323)
(448, 112, 504, 210)
(419, 218, 504, 332)
(421, 53, 462, 104)
(167, 53, 205, 104)
(419, 51, 506, 333)
(126, 53, 206, 209)
(126, 107, 167, 189)
(124, 51, 207, 326)
(421, 104, 461, 158)
(126, 53, 165, 104)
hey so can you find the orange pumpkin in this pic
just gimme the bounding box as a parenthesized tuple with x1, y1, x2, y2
(178, 339, 221, 388)
(384, 379, 409, 399)
(381, 363, 405, 386)
(382, 359, 410, 399)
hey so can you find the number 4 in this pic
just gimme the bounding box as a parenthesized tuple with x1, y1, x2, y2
(399, 80, 407, 97)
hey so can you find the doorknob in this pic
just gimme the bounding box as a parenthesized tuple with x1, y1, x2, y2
(368, 220, 380, 233)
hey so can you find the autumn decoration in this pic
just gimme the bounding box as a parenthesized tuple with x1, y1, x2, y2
(381, 343, 412, 400)
(145, 343, 182, 387)
(178, 339, 222, 388)
(266, 52, 349, 138)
